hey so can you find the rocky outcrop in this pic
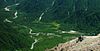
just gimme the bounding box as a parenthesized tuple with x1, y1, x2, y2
(46, 34, 100, 51)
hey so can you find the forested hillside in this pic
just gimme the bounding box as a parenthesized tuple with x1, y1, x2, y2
(0, 0, 100, 51)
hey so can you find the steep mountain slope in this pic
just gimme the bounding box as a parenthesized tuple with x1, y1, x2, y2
(16, 0, 100, 34)
(1, 0, 99, 34)
(0, 17, 33, 50)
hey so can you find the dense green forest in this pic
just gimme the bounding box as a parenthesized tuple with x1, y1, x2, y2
(0, 0, 100, 51)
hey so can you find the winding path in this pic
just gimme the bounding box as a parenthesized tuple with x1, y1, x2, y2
(4, 6, 10, 11)
(4, 19, 12, 23)
(13, 11, 18, 19)
(30, 39, 38, 50)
